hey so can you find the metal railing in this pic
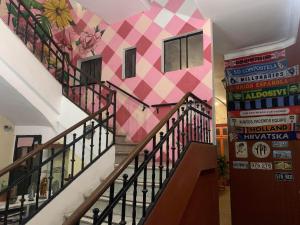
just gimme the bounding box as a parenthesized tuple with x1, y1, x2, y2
(0, 0, 118, 224)
(63, 93, 212, 225)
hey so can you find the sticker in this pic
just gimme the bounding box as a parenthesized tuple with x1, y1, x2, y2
(225, 49, 286, 68)
(229, 108, 292, 117)
(252, 142, 270, 158)
(273, 150, 292, 159)
(274, 161, 293, 170)
(238, 132, 297, 141)
(230, 115, 297, 127)
(272, 141, 289, 148)
(235, 142, 248, 158)
(226, 59, 288, 76)
(228, 84, 300, 101)
(275, 172, 293, 181)
(229, 133, 238, 142)
(227, 76, 300, 92)
(227, 65, 299, 85)
(250, 162, 273, 170)
(244, 124, 292, 133)
(233, 161, 249, 169)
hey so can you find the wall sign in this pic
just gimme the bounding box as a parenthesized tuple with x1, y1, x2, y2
(229, 107, 299, 117)
(233, 161, 249, 169)
(235, 142, 248, 158)
(250, 162, 273, 170)
(227, 65, 299, 85)
(238, 132, 298, 141)
(272, 141, 289, 148)
(225, 49, 286, 68)
(252, 142, 270, 158)
(275, 172, 294, 181)
(230, 115, 297, 127)
(226, 59, 288, 77)
(244, 124, 292, 133)
(227, 76, 300, 92)
(274, 161, 293, 170)
(273, 150, 292, 159)
(228, 84, 300, 101)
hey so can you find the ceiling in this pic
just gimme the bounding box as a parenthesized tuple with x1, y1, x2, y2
(0, 76, 51, 126)
(74, 0, 151, 24)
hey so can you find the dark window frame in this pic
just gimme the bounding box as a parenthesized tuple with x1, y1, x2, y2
(163, 31, 203, 73)
(124, 47, 136, 79)
(79, 56, 102, 85)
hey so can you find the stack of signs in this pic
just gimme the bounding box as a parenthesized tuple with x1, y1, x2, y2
(225, 49, 300, 182)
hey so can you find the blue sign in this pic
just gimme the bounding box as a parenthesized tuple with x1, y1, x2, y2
(273, 150, 292, 159)
(226, 59, 288, 76)
(238, 132, 297, 141)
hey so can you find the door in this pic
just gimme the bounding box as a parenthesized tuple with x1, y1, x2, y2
(80, 57, 102, 84)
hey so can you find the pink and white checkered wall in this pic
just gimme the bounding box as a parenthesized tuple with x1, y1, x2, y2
(1, 0, 213, 143)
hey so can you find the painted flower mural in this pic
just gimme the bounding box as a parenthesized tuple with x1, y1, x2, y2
(76, 26, 105, 55)
(43, 0, 72, 29)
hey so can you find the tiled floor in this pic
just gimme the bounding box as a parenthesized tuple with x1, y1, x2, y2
(219, 186, 232, 225)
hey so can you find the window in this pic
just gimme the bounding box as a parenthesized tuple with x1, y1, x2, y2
(124, 48, 136, 78)
(164, 31, 203, 72)
(80, 57, 102, 84)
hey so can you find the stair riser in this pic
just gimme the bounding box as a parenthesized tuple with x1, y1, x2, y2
(115, 144, 136, 153)
(115, 135, 127, 144)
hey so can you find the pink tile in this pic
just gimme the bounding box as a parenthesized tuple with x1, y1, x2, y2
(144, 23, 162, 40)
(165, 16, 186, 35)
(126, 28, 143, 45)
(165, 0, 185, 13)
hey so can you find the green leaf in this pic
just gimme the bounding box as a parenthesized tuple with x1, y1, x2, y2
(21, 0, 31, 9)
(31, 0, 43, 10)
(35, 14, 53, 40)
(75, 40, 80, 46)
(6, 3, 18, 17)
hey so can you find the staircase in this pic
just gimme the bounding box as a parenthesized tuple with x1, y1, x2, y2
(0, 0, 117, 224)
(63, 93, 212, 225)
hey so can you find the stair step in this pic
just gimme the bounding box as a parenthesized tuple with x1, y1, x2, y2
(80, 214, 133, 225)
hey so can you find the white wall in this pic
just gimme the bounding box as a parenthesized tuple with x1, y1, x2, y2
(0, 20, 62, 127)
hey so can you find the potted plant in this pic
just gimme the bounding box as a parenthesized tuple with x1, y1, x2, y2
(217, 156, 228, 191)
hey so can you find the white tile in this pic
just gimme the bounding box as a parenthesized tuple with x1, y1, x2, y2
(154, 8, 174, 28)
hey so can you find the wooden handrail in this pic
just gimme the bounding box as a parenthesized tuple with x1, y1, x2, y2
(106, 81, 150, 110)
(63, 92, 212, 225)
(0, 91, 115, 178)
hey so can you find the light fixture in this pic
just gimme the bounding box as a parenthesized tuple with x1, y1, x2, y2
(3, 125, 13, 132)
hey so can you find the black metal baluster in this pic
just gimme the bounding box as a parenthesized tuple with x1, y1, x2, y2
(82, 123, 86, 170)
(32, 22, 37, 54)
(71, 133, 76, 178)
(90, 121, 95, 162)
(159, 132, 164, 189)
(166, 121, 170, 177)
(48, 148, 54, 198)
(171, 118, 176, 168)
(113, 92, 117, 144)
(106, 110, 109, 148)
(19, 193, 25, 223)
(35, 151, 43, 210)
(200, 107, 204, 142)
(142, 150, 149, 217)
(92, 208, 100, 225)
(92, 84, 95, 114)
(120, 174, 128, 225)
(207, 110, 211, 143)
(98, 120, 102, 156)
(196, 104, 200, 141)
(176, 109, 181, 161)
(24, 17, 29, 44)
(181, 107, 185, 151)
(7, 1, 12, 26)
(107, 182, 114, 225)
(40, 42, 44, 62)
(186, 102, 189, 143)
(15, 1, 21, 35)
(193, 111, 197, 142)
(85, 79, 88, 111)
(151, 136, 156, 202)
(61, 136, 67, 188)
(205, 115, 209, 143)
(132, 155, 139, 225)
(79, 81, 82, 108)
